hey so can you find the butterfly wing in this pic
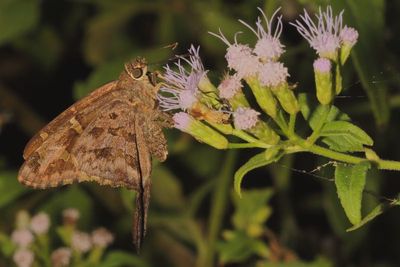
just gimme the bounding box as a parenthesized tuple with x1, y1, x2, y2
(18, 83, 142, 191)
(22, 81, 118, 159)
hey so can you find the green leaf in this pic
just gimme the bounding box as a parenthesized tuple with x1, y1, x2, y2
(234, 147, 282, 197)
(346, 203, 384, 232)
(334, 162, 370, 225)
(217, 230, 269, 264)
(0, 232, 16, 257)
(320, 121, 373, 152)
(298, 93, 350, 131)
(0, 171, 28, 208)
(0, 0, 39, 45)
(232, 189, 274, 237)
(98, 250, 149, 267)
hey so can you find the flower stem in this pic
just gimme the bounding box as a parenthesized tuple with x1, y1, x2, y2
(232, 129, 271, 148)
(204, 151, 237, 267)
(300, 142, 400, 171)
(306, 104, 330, 144)
(288, 113, 297, 137)
(228, 143, 268, 149)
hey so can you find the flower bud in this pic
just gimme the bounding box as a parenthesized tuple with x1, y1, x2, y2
(314, 58, 333, 105)
(340, 26, 359, 64)
(173, 112, 228, 149)
(335, 63, 343, 95)
(270, 83, 299, 115)
(15, 210, 30, 230)
(218, 74, 250, 110)
(246, 76, 277, 119)
(250, 121, 280, 145)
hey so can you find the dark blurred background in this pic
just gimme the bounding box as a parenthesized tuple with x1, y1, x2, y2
(1, 0, 400, 266)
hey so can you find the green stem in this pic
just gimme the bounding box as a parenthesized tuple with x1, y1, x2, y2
(273, 111, 289, 136)
(302, 143, 400, 171)
(232, 129, 271, 148)
(306, 144, 364, 164)
(204, 151, 237, 267)
(376, 159, 400, 171)
(288, 114, 297, 137)
(306, 104, 330, 144)
(227, 143, 267, 149)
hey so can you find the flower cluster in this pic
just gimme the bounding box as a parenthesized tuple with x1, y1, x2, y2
(158, 5, 358, 149)
(1, 209, 114, 267)
(291, 6, 359, 101)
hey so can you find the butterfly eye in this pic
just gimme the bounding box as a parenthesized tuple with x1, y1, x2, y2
(124, 59, 147, 80)
(131, 68, 144, 79)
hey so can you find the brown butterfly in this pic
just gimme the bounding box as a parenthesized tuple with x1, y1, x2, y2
(18, 58, 171, 251)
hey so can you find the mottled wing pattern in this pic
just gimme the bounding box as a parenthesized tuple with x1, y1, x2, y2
(18, 84, 141, 191)
(22, 81, 118, 160)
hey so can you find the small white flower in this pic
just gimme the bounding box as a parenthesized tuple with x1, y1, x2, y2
(158, 45, 206, 111)
(218, 74, 243, 99)
(71, 231, 92, 253)
(233, 107, 260, 130)
(13, 249, 34, 267)
(313, 58, 331, 73)
(291, 6, 343, 58)
(340, 26, 358, 46)
(30, 212, 50, 235)
(240, 7, 285, 61)
(91, 227, 114, 248)
(11, 229, 34, 248)
(173, 112, 194, 131)
(62, 208, 80, 225)
(258, 61, 289, 87)
(209, 30, 260, 79)
(51, 247, 72, 267)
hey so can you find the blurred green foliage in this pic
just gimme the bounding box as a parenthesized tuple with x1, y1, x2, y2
(1, 0, 400, 266)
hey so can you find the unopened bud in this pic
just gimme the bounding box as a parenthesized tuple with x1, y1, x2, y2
(173, 112, 228, 149)
(270, 83, 299, 115)
(249, 121, 280, 145)
(340, 26, 359, 64)
(314, 58, 333, 105)
(246, 76, 278, 118)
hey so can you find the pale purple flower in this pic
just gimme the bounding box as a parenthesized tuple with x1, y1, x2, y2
(173, 112, 193, 131)
(158, 46, 206, 111)
(51, 247, 72, 267)
(62, 208, 80, 225)
(30, 212, 50, 235)
(71, 231, 92, 253)
(291, 6, 343, 58)
(11, 229, 34, 248)
(258, 61, 289, 87)
(91, 227, 114, 248)
(340, 26, 358, 46)
(209, 29, 260, 78)
(233, 107, 260, 130)
(218, 74, 243, 99)
(313, 58, 331, 73)
(13, 249, 34, 267)
(240, 7, 285, 61)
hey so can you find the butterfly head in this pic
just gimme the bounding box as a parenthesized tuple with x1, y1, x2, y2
(125, 57, 148, 81)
